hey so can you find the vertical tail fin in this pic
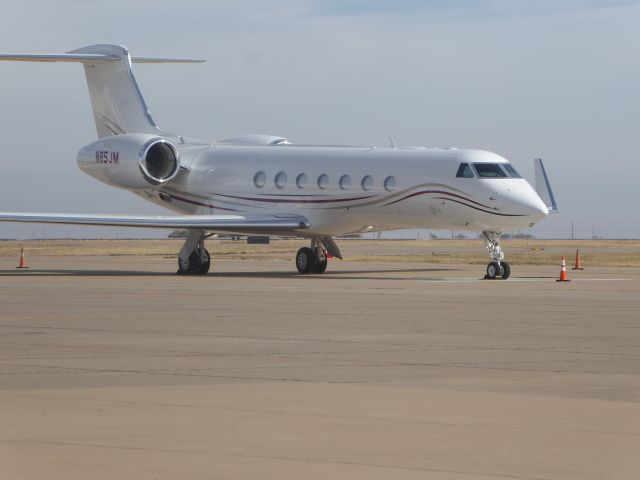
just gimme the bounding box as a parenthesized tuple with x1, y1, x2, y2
(68, 44, 165, 138)
(0, 44, 204, 138)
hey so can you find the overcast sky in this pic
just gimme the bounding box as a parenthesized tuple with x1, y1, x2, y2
(1, 0, 639, 239)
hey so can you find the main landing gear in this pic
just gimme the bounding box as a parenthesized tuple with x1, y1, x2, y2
(296, 237, 342, 274)
(296, 238, 327, 274)
(177, 247, 210, 274)
(482, 231, 510, 280)
(177, 229, 211, 275)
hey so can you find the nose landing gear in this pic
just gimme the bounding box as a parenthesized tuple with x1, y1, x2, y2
(482, 231, 510, 280)
(485, 260, 510, 280)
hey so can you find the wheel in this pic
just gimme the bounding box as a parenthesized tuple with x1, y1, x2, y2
(485, 261, 500, 279)
(296, 247, 315, 274)
(312, 257, 327, 274)
(196, 248, 211, 274)
(500, 261, 510, 280)
(177, 248, 210, 275)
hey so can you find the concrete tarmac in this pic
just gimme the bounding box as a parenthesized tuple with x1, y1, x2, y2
(1, 256, 639, 479)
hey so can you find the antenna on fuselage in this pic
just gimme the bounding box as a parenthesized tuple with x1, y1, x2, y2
(388, 134, 398, 149)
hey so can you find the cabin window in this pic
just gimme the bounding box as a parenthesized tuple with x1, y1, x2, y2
(254, 171, 266, 188)
(384, 176, 396, 191)
(296, 173, 307, 188)
(473, 163, 508, 178)
(503, 163, 522, 178)
(361, 175, 373, 190)
(456, 163, 474, 178)
(275, 171, 287, 189)
(318, 174, 329, 189)
(339, 174, 351, 190)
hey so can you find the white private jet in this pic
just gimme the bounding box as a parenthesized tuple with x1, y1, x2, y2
(0, 44, 557, 279)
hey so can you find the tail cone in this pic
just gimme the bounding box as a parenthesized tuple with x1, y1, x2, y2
(16, 248, 29, 269)
(556, 256, 570, 282)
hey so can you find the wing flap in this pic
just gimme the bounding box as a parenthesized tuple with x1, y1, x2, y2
(0, 212, 310, 234)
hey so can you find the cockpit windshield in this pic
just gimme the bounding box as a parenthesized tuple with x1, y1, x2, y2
(456, 163, 475, 178)
(473, 163, 508, 178)
(502, 163, 522, 178)
(457, 162, 523, 179)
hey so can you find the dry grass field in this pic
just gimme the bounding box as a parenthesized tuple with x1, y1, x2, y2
(0, 238, 639, 267)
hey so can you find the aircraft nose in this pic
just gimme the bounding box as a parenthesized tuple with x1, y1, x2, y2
(496, 183, 548, 222)
(519, 190, 548, 221)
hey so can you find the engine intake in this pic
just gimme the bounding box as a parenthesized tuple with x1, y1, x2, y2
(139, 139, 179, 184)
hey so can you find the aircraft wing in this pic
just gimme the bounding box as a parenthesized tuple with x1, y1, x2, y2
(0, 212, 310, 235)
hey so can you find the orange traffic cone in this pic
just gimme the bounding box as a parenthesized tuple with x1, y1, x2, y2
(556, 256, 570, 282)
(572, 249, 584, 270)
(16, 248, 29, 269)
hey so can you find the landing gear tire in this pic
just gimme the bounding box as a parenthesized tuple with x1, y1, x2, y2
(296, 247, 315, 274)
(485, 261, 510, 280)
(177, 248, 210, 275)
(312, 258, 328, 274)
(500, 261, 510, 280)
(485, 261, 500, 280)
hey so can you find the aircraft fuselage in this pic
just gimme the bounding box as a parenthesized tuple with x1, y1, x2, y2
(113, 143, 548, 237)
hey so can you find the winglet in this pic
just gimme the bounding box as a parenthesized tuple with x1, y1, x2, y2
(534, 158, 559, 213)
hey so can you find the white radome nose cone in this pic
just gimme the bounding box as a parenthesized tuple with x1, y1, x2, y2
(525, 191, 549, 221)
(532, 193, 548, 213)
(500, 182, 549, 222)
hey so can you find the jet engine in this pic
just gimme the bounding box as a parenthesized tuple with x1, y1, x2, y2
(77, 133, 180, 190)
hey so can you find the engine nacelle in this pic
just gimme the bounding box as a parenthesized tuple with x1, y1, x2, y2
(77, 133, 180, 190)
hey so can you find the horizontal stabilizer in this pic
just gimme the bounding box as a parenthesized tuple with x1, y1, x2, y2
(534, 158, 559, 213)
(0, 53, 120, 63)
(0, 54, 205, 64)
(131, 57, 206, 64)
(0, 44, 205, 138)
(0, 212, 310, 235)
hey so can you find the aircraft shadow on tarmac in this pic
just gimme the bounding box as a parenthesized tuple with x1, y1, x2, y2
(0, 267, 458, 279)
(0, 269, 175, 277)
(208, 267, 460, 281)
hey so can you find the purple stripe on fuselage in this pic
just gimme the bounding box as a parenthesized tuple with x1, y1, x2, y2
(384, 190, 495, 209)
(432, 197, 526, 217)
(212, 193, 376, 204)
(167, 193, 240, 212)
